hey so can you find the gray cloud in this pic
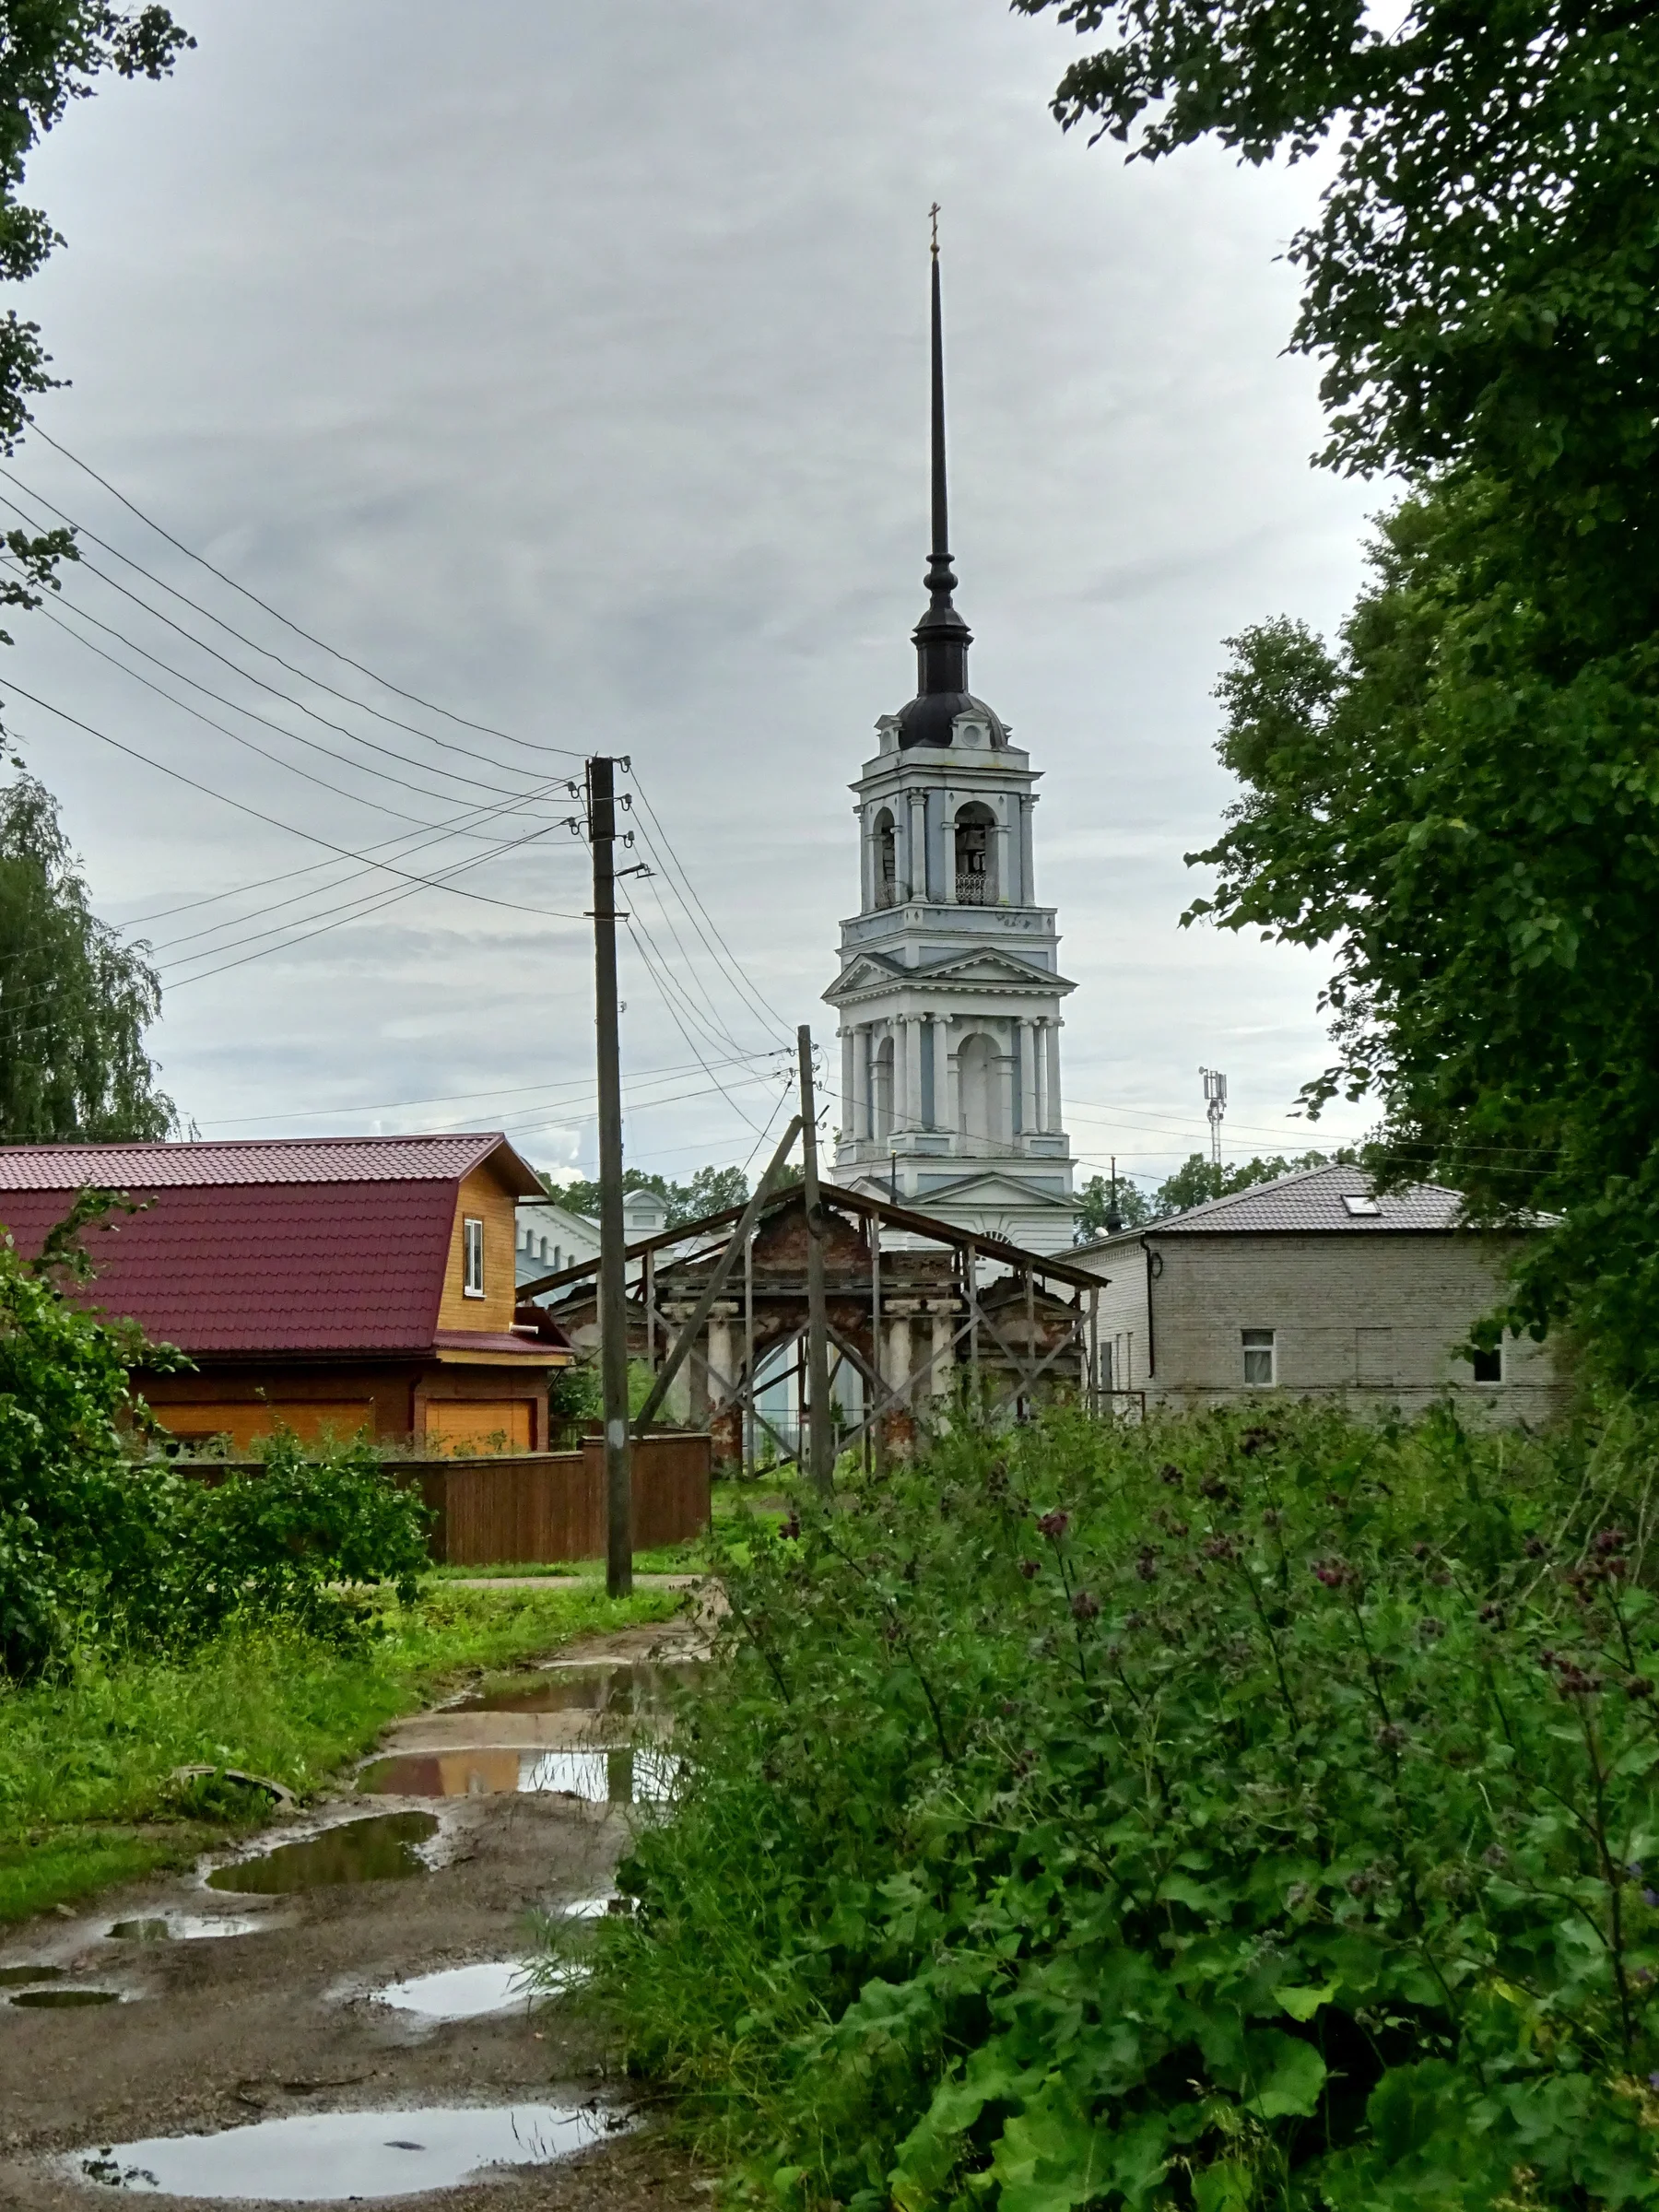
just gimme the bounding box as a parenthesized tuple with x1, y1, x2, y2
(6, 0, 1381, 1191)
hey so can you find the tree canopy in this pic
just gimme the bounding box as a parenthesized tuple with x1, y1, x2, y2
(544, 1160, 761, 1232)
(1013, 0, 1658, 582)
(0, 775, 173, 1138)
(0, 4, 191, 451)
(1018, 0, 1659, 1382)
(1076, 1149, 1347, 1239)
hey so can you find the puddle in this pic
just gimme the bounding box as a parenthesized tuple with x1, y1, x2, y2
(12, 1988, 120, 2008)
(453, 1661, 685, 1716)
(359, 1747, 677, 1803)
(108, 1912, 273, 1942)
(0, 1964, 64, 1987)
(72, 2100, 611, 2198)
(207, 1813, 439, 1893)
(372, 1960, 534, 2022)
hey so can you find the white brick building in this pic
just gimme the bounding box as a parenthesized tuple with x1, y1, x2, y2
(1072, 1163, 1563, 1422)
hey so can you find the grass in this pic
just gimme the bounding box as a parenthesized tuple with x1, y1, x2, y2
(0, 1579, 683, 1924)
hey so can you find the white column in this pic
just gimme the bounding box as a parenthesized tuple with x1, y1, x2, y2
(858, 806, 873, 912)
(930, 1015, 949, 1133)
(929, 1304, 954, 1398)
(1018, 1018, 1038, 1140)
(1033, 1017, 1049, 1135)
(885, 1307, 915, 1404)
(993, 804, 1012, 905)
(707, 1309, 736, 1405)
(1019, 795, 1036, 906)
(841, 1028, 856, 1151)
(901, 1013, 924, 1138)
(945, 1024, 960, 1142)
(1001, 1029, 1018, 1147)
(908, 789, 929, 902)
(1046, 1021, 1063, 1134)
(944, 795, 958, 903)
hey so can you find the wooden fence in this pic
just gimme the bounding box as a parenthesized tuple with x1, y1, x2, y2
(409, 1432, 712, 1566)
(171, 1431, 713, 1568)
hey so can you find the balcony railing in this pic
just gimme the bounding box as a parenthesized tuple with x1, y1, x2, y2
(956, 874, 990, 905)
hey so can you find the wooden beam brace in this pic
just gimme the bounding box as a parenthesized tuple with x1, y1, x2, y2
(632, 1117, 802, 1437)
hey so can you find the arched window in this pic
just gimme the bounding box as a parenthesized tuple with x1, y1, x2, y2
(873, 1035, 895, 1140)
(954, 804, 995, 904)
(872, 808, 899, 909)
(957, 1030, 1001, 1148)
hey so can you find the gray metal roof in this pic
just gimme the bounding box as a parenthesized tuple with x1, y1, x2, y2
(1154, 1161, 1465, 1234)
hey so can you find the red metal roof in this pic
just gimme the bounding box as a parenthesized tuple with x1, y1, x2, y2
(0, 1133, 543, 1194)
(0, 1135, 551, 1359)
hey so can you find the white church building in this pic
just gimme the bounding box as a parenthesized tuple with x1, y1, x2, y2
(825, 244, 1079, 1254)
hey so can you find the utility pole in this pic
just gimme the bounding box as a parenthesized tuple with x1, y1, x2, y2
(589, 755, 632, 1597)
(797, 1025, 833, 1494)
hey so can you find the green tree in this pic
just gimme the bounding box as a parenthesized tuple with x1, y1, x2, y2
(1013, 0, 1659, 587)
(542, 1161, 758, 1232)
(1078, 1153, 1346, 1236)
(0, 776, 173, 1137)
(0, 5, 191, 453)
(1074, 1173, 1154, 1240)
(1194, 481, 1659, 1382)
(1016, 0, 1659, 1382)
(1154, 1149, 1345, 1216)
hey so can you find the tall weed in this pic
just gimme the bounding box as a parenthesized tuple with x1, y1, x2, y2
(587, 1403, 1659, 2209)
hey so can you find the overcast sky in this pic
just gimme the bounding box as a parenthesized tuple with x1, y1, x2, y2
(6, 0, 1384, 1196)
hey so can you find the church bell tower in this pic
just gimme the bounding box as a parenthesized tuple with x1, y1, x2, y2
(825, 227, 1078, 1253)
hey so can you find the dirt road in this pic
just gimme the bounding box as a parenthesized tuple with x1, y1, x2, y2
(0, 1620, 705, 2210)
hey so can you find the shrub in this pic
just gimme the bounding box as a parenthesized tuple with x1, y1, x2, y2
(0, 1201, 429, 1674)
(587, 1404, 1659, 2209)
(125, 1429, 430, 1650)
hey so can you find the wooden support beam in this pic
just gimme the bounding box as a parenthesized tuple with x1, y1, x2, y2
(631, 1115, 803, 1438)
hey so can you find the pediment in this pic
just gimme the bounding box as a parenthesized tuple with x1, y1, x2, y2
(912, 1170, 1079, 1211)
(912, 947, 1076, 993)
(825, 952, 906, 1000)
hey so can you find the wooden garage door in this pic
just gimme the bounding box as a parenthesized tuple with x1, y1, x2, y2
(158, 1403, 374, 1453)
(423, 1400, 533, 1455)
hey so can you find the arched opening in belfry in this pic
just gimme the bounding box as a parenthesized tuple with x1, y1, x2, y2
(954, 803, 995, 905)
(873, 1034, 895, 1140)
(957, 1030, 1000, 1147)
(873, 808, 898, 910)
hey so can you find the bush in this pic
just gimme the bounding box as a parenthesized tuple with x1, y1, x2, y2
(587, 1404, 1659, 2209)
(0, 1204, 429, 1674)
(125, 1429, 430, 1650)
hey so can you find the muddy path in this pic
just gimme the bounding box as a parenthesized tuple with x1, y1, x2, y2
(0, 1618, 708, 2210)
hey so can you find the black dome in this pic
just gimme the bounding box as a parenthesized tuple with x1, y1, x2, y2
(895, 690, 1007, 748)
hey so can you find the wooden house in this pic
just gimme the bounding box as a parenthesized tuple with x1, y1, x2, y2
(0, 1133, 571, 1453)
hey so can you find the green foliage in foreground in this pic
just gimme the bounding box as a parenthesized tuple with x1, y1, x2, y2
(0, 1203, 432, 1675)
(0, 1580, 681, 1921)
(591, 1406, 1659, 2209)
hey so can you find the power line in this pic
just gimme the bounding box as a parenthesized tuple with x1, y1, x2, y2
(11, 584, 528, 836)
(0, 506, 558, 811)
(629, 769, 794, 1040)
(194, 1045, 788, 1127)
(23, 428, 585, 761)
(158, 818, 566, 984)
(624, 913, 770, 1135)
(2, 688, 592, 926)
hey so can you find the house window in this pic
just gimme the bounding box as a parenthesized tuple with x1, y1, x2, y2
(463, 1216, 485, 1298)
(1241, 1328, 1276, 1386)
(1471, 1344, 1503, 1383)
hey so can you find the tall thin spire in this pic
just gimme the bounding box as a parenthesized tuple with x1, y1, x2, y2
(928, 204, 950, 583)
(912, 206, 971, 702)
